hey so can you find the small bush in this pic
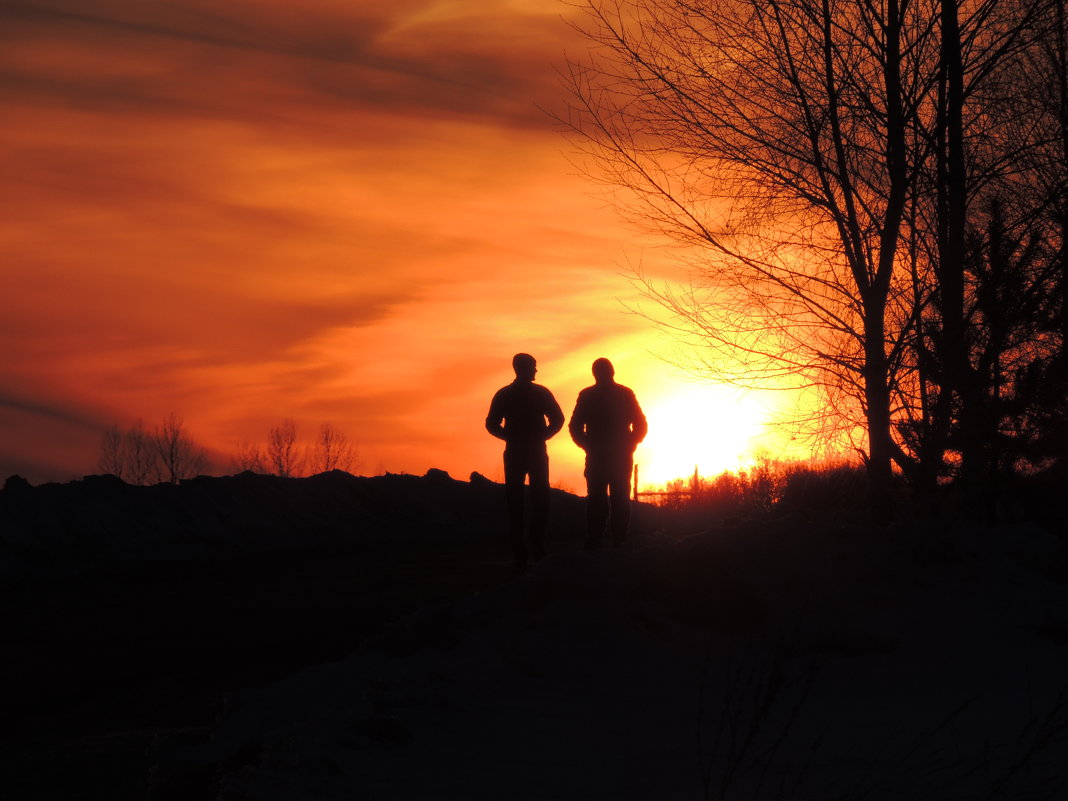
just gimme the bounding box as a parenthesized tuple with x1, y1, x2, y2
(644, 458, 867, 523)
(777, 461, 868, 518)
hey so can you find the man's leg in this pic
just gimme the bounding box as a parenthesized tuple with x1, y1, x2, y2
(528, 449, 550, 560)
(502, 450, 528, 568)
(608, 465, 632, 546)
(584, 462, 610, 549)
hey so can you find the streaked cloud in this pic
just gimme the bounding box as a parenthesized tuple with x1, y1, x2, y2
(1, 0, 736, 487)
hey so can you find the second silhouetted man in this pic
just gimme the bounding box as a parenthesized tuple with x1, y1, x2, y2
(569, 357, 647, 548)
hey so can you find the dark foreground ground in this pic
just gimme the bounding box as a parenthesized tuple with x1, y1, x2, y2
(0, 470, 640, 800)
(6, 471, 1068, 800)
(2, 537, 521, 801)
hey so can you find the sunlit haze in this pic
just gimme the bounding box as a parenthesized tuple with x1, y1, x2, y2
(1, 0, 806, 490)
(636, 383, 771, 486)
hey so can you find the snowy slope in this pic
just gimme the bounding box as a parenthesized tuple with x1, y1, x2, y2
(169, 521, 1068, 801)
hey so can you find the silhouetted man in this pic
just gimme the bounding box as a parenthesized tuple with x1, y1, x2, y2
(486, 353, 565, 569)
(569, 357, 647, 548)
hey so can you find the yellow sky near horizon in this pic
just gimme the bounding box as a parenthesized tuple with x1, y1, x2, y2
(0, 0, 811, 489)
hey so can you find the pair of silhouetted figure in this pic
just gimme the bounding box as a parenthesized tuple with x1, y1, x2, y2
(486, 353, 647, 569)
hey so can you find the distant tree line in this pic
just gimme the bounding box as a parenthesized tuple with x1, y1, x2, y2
(98, 413, 209, 485)
(98, 415, 358, 485)
(565, 0, 1067, 521)
(231, 419, 358, 478)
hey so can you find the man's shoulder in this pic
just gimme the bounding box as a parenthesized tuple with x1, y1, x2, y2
(489, 383, 520, 407)
(496, 381, 557, 401)
(575, 384, 597, 402)
(580, 382, 635, 399)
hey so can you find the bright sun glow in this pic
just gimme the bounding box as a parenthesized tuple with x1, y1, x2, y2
(635, 384, 768, 487)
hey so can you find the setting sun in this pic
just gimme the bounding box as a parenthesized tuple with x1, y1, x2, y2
(635, 383, 768, 487)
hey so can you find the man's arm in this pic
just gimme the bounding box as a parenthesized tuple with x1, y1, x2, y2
(485, 390, 507, 441)
(568, 392, 589, 450)
(543, 389, 565, 440)
(629, 390, 648, 445)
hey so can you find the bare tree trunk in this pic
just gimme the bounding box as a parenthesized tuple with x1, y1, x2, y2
(863, 314, 895, 522)
(862, 0, 910, 523)
(1058, 0, 1068, 378)
(937, 0, 986, 501)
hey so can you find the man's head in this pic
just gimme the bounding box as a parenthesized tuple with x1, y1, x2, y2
(592, 357, 615, 384)
(512, 352, 537, 382)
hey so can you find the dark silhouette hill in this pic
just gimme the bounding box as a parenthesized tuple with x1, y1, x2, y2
(1, 468, 664, 800)
(1, 469, 662, 580)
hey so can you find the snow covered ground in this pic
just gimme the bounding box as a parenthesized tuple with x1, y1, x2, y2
(172, 520, 1068, 801)
(6, 472, 1065, 799)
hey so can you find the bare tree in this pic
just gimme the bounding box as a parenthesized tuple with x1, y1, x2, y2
(231, 440, 266, 474)
(563, 0, 941, 519)
(266, 418, 303, 478)
(155, 412, 209, 484)
(900, 0, 1058, 498)
(563, 0, 1055, 518)
(979, 0, 1068, 478)
(126, 419, 159, 485)
(97, 425, 125, 477)
(307, 422, 358, 474)
(95, 418, 161, 485)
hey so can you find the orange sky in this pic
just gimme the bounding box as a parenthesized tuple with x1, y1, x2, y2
(1, 0, 804, 489)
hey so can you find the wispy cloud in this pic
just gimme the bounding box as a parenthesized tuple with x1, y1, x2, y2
(0, 0, 675, 485)
(0, 0, 570, 126)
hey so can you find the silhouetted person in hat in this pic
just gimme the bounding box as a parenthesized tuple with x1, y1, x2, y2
(486, 353, 565, 569)
(569, 357, 647, 548)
